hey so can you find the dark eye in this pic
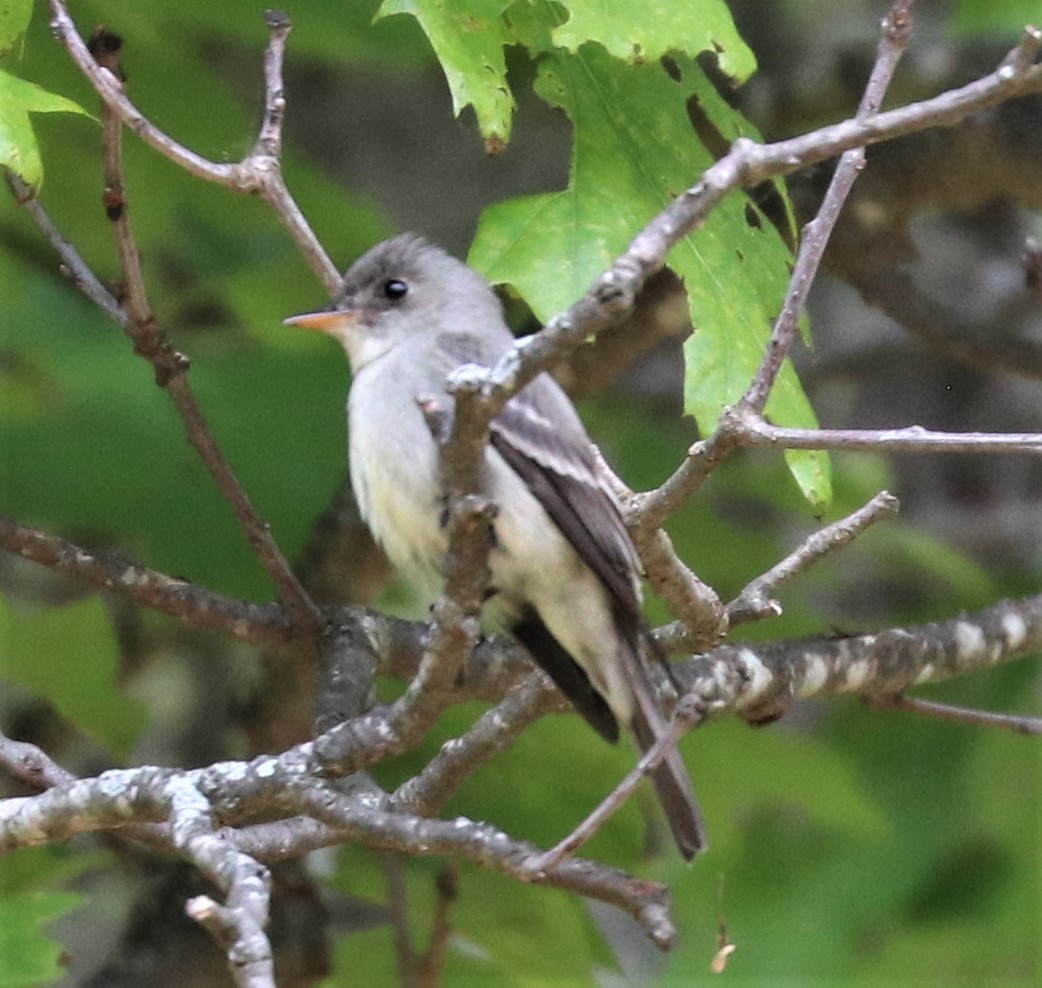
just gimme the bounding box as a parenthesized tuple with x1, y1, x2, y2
(383, 279, 408, 301)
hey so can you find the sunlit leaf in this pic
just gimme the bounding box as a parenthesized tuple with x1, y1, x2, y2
(376, 0, 513, 146)
(552, 0, 756, 81)
(0, 70, 90, 187)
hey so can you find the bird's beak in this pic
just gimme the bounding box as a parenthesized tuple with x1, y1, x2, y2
(282, 309, 359, 334)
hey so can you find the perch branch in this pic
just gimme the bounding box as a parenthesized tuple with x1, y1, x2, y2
(47, 1, 338, 290)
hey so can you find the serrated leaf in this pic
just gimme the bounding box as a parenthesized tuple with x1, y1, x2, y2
(0, 70, 91, 188)
(0, 891, 81, 987)
(0, 0, 32, 56)
(552, 0, 756, 81)
(0, 595, 147, 759)
(470, 45, 830, 506)
(375, 0, 514, 147)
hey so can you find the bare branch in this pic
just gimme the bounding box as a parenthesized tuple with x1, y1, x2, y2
(418, 865, 458, 987)
(287, 782, 678, 949)
(382, 853, 417, 988)
(170, 781, 274, 988)
(391, 674, 560, 817)
(476, 24, 1042, 414)
(524, 691, 708, 873)
(596, 449, 726, 649)
(733, 409, 1042, 455)
(0, 515, 306, 655)
(4, 171, 125, 321)
(681, 594, 1042, 725)
(6, 35, 324, 636)
(47, 0, 338, 290)
(865, 693, 1042, 734)
(744, 0, 914, 411)
(3, 515, 1039, 737)
(0, 734, 75, 791)
(726, 491, 901, 628)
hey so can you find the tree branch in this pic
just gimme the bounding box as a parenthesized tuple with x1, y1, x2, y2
(743, 0, 914, 412)
(47, 1, 339, 291)
(724, 491, 901, 628)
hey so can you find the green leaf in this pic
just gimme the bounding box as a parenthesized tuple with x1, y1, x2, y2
(0, 0, 32, 56)
(0, 845, 107, 986)
(552, 0, 756, 81)
(0, 70, 91, 188)
(0, 891, 81, 987)
(472, 47, 719, 315)
(470, 45, 829, 507)
(375, 0, 514, 147)
(0, 595, 147, 759)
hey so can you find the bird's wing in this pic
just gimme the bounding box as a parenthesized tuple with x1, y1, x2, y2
(434, 331, 641, 618)
(490, 378, 643, 619)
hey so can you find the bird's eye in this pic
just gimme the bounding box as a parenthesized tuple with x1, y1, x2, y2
(383, 279, 408, 301)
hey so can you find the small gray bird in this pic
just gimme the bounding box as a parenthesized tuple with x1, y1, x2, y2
(285, 235, 705, 858)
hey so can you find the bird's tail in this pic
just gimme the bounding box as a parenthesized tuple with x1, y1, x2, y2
(627, 659, 707, 860)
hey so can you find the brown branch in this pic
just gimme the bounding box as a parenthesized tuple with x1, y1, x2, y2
(382, 853, 417, 988)
(865, 693, 1042, 734)
(6, 33, 324, 638)
(744, 0, 914, 412)
(390, 674, 561, 818)
(524, 691, 708, 873)
(286, 782, 678, 949)
(475, 25, 1042, 417)
(0, 515, 305, 654)
(595, 450, 726, 649)
(725, 491, 901, 628)
(88, 31, 321, 634)
(731, 408, 1042, 455)
(418, 865, 458, 988)
(47, 0, 338, 291)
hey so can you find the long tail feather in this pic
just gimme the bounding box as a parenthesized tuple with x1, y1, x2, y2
(626, 655, 706, 859)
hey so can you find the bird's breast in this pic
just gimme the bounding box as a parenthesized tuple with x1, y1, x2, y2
(348, 374, 447, 594)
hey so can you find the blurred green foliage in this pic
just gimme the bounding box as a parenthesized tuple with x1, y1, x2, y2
(0, 0, 1039, 985)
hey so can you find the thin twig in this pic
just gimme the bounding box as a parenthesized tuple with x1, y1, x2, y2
(418, 865, 458, 988)
(726, 491, 901, 627)
(0, 515, 303, 654)
(391, 674, 560, 817)
(865, 693, 1042, 734)
(47, 0, 338, 289)
(8, 34, 325, 638)
(523, 693, 707, 873)
(650, 414, 1042, 534)
(744, 0, 914, 412)
(4, 172, 125, 321)
(735, 411, 1042, 455)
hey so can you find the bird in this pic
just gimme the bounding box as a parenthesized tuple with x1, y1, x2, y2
(284, 234, 705, 858)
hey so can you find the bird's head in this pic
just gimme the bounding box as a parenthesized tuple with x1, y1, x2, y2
(284, 234, 503, 372)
